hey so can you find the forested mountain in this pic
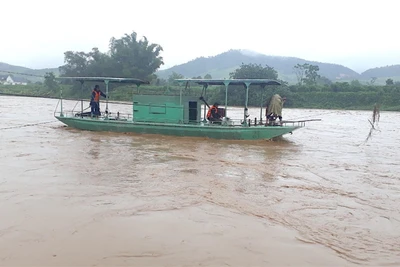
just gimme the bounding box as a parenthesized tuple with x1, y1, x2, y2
(361, 65, 400, 79)
(2, 49, 400, 84)
(156, 49, 361, 82)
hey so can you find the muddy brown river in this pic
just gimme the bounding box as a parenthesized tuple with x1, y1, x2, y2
(0, 95, 399, 266)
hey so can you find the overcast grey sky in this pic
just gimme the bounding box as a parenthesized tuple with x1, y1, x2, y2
(1, 0, 399, 72)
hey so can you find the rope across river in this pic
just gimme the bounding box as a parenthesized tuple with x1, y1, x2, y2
(0, 121, 57, 131)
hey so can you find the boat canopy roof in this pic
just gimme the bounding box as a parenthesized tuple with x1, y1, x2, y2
(56, 76, 149, 86)
(175, 78, 281, 87)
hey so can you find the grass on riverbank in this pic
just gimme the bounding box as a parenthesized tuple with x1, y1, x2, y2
(1, 83, 399, 111)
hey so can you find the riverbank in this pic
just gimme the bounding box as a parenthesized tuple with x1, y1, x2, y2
(1, 90, 398, 112)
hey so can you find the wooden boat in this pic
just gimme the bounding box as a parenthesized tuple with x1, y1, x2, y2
(54, 77, 306, 140)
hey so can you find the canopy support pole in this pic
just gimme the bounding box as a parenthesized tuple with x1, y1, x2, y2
(80, 81, 84, 118)
(105, 80, 109, 117)
(179, 83, 182, 106)
(243, 82, 250, 126)
(223, 81, 230, 118)
(259, 85, 265, 124)
(60, 89, 63, 117)
(202, 84, 208, 122)
(133, 84, 139, 122)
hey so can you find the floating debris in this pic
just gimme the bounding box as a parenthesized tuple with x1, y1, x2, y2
(365, 103, 380, 142)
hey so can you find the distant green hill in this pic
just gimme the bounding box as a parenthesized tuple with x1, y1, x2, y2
(156, 49, 361, 83)
(0, 62, 59, 83)
(2, 50, 400, 85)
(361, 65, 400, 79)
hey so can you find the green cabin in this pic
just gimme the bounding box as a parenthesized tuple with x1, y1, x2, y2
(132, 95, 203, 124)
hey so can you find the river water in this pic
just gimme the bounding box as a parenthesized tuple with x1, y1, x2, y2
(0, 95, 399, 266)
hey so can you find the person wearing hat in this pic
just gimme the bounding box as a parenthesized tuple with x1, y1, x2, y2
(265, 94, 286, 126)
(206, 102, 222, 122)
(90, 84, 107, 117)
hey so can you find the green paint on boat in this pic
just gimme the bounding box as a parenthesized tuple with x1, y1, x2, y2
(54, 77, 306, 140)
(55, 116, 301, 140)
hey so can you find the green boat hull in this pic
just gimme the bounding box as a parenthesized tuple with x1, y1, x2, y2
(55, 116, 301, 140)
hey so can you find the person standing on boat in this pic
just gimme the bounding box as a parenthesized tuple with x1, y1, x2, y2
(266, 94, 286, 126)
(207, 102, 222, 123)
(90, 85, 107, 116)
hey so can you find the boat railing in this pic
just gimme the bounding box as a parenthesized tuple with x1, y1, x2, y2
(127, 116, 306, 128)
(53, 98, 308, 128)
(53, 99, 134, 120)
(282, 120, 307, 127)
(229, 118, 307, 128)
(58, 110, 133, 120)
(100, 112, 133, 121)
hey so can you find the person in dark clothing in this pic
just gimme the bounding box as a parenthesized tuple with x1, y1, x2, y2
(90, 85, 107, 116)
(207, 102, 222, 122)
